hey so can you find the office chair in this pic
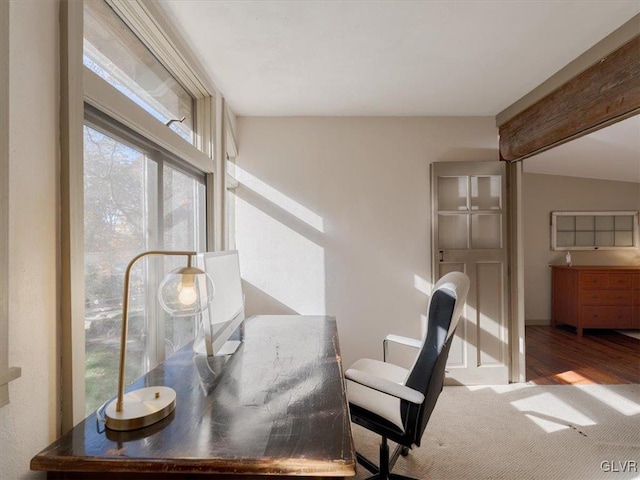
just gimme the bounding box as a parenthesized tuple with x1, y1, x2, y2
(345, 271, 470, 480)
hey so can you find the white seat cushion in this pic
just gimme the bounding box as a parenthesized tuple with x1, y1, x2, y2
(346, 358, 409, 431)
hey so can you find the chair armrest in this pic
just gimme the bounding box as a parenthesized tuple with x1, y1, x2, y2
(385, 334, 421, 349)
(383, 334, 421, 362)
(345, 368, 425, 405)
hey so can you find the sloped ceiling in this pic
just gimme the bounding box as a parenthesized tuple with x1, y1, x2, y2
(524, 115, 640, 184)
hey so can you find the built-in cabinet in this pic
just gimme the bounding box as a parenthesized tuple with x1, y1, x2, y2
(551, 265, 640, 335)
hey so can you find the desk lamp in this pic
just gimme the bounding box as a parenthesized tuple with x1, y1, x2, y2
(105, 250, 214, 431)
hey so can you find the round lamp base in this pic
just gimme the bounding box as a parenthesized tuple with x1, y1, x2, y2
(105, 386, 176, 431)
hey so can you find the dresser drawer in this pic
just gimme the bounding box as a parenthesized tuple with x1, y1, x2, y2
(581, 306, 633, 327)
(634, 274, 640, 290)
(608, 274, 633, 289)
(579, 273, 608, 289)
(580, 290, 632, 306)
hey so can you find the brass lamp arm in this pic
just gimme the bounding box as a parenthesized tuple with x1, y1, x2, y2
(116, 250, 196, 412)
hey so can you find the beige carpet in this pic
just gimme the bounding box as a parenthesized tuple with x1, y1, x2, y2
(352, 384, 640, 480)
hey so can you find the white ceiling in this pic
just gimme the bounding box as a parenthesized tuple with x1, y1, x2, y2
(158, 0, 638, 117)
(157, 1, 639, 183)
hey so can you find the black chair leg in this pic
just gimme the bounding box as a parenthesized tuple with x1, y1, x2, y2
(356, 438, 419, 480)
(357, 452, 379, 475)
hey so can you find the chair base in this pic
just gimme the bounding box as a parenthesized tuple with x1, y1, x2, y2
(357, 440, 417, 480)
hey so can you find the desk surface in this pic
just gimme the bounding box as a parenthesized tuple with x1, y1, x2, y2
(32, 315, 356, 479)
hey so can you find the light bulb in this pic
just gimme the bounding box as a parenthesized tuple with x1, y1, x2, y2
(178, 284, 198, 306)
(159, 268, 212, 316)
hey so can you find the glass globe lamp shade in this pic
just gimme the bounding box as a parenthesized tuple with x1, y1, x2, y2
(158, 266, 214, 317)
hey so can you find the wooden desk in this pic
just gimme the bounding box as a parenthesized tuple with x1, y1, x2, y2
(31, 315, 356, 479)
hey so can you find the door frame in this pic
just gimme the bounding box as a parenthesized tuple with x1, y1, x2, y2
(507, 162, 525, 383)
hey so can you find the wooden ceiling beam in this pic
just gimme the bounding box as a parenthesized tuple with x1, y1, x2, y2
(499, 34, 640, 162)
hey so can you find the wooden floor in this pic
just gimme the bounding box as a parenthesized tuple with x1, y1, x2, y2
(526, 326, 640, 385)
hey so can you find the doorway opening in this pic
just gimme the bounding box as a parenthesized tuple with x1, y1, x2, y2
(520, 115, 640, 385)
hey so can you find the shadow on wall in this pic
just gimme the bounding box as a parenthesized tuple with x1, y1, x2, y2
(234, 165, 327, 316)
(242, 279, 299, 316)
(234, 183, 325, 248)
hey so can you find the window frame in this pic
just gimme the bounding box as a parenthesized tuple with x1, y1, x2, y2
(61, 0, 232, 430)
(84, 68, 212, 175)
(82, 113, 208, 412)
(225, 106, 239, 250)
(551, 210, 639, 251)
(0, 0, 21, 408)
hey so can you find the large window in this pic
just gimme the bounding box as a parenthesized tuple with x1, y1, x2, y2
(58, 0, 226, 426)
(83, 122, 206, 413)
(81, 1, 210, 415)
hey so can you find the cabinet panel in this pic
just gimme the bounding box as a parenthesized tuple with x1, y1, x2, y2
(551, 267, 577, 328)
(633, 274, 640, 290)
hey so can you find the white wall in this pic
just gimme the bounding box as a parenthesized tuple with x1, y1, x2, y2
(0, 2, 59, 478)
(523, 172, 640, 324)
(234, 116, 497, 368)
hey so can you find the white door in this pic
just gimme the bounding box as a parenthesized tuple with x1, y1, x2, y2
(432, 161, 509, 385)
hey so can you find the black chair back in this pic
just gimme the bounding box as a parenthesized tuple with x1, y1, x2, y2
(400, 274, 468, 446)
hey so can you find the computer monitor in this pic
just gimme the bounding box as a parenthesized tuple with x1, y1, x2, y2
(193, 250, 245, 357)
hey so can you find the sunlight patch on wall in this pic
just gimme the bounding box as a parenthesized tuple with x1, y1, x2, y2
(235, 166, 324, 233)
(414, 276, 434, 339)
(511, 392, 596, 433)
(236, 196, 326, 314)
(413, 275, 432, 296)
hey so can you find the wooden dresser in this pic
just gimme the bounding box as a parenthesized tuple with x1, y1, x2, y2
(551, 265, 640, 336)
